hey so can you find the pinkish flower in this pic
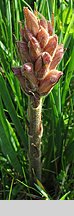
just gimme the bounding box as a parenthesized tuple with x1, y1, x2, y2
(12, 7, 64, 97)
(38, 70, 63, 95)
(23, 7, 39, 36)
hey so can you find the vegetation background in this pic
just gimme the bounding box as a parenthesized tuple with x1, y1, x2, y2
(0, 0, 74, 200)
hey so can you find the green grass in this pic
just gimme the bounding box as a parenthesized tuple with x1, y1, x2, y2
(0, 0, 74, 200)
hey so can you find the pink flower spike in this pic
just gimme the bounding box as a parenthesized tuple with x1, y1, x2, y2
(12, 7, 64, 97)
(23, 7, 39, 36)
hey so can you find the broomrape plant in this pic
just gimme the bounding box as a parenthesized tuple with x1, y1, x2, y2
(12, 7, 64, 183)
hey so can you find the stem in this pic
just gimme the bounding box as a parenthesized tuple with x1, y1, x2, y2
(28, 95, 43, 183)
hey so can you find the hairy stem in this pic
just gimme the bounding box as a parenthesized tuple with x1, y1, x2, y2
(28, 95, 43, 183)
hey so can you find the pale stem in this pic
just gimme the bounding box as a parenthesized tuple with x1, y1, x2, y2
(28, 95, 43, 183)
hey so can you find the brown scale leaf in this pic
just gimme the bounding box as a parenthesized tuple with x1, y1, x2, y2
(16, 41, 31, 63)
(44, 35, 58, 56)
(23, 7, 39, 36)
(38, 70, 63, 95)
(50, 44, 64, 70)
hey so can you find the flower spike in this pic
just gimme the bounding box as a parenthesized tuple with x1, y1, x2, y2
(12, 7, 64, 97)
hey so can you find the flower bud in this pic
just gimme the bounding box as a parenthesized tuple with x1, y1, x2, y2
(42, 52, 51, 65)
(50, 44, 64, 70)
(16, 41, 31, 63)
(35, 52, 51, 80)
(28, 35, 41, 61)
(37, 26, 49, 49)
(39, 18, 48, 31)
(38, 70, 63, 95)
(35, 56, 42, 74)
(51, 13, 54, 29)
(23, 7, 39, 36)
(37, 65, 49, 80)
(48, 21, 53, 35)
(21, 63, 38, 88)
(36, 11, 48, 31)
(12, 67, 26, 92)
(44, 35, 58, 56)
(23, 25, 30, 41)
(12, 67, 21, 76)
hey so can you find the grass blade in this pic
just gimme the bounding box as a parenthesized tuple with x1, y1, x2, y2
(0, 73, 27, 150)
